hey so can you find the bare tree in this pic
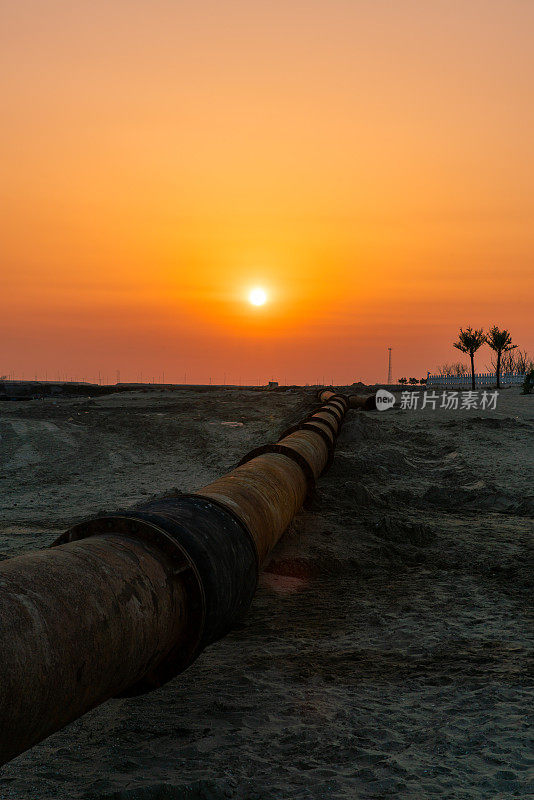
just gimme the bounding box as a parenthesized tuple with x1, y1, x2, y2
(485, 326, 517, 389)
(453, 362, 469, 376)
(499, 349, 533, 375)
(438, 362, 469, 377)
(454, 327, 486, 390)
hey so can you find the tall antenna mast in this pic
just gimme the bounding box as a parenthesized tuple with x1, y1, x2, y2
(387, 347, 392, 384)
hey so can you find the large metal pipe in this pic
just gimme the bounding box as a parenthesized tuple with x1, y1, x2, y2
(0, 536, 190, 763)
(0, 394, 348, 764)
(348, 393, 377, 411)
(319, 387, 377, 411)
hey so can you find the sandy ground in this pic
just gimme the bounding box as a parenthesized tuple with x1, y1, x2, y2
(0, 387, 532, 799)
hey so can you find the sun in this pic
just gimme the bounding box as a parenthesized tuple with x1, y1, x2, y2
(249, 287, 267, 306)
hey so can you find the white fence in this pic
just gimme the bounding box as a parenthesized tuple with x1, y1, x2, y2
(426, 372, 525, 388)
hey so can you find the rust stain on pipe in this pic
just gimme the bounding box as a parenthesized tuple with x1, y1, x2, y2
(276, 428, 330, 479)
(0, 391, 349, 764)
(0, 535, 189, 764)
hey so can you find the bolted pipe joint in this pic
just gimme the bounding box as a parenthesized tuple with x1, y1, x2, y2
(53, 495, 259, 694)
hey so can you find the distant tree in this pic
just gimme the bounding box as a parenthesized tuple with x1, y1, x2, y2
(499, 348, 533, 376)
(409, 377, 418, 385)
(453, 362, 469, 376)
(454, 327, 486, 390)
(398, 377, 408, 385)
(437, 362, 469, 377)
(485, 326, 517, 389)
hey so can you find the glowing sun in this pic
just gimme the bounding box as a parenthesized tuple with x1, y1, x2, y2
(248, 287, 267, 306)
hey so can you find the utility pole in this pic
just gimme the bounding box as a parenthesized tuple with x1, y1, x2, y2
(387, 347, 392, 385)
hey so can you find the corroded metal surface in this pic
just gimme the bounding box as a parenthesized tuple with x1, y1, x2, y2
(277, 428, 330, 479)
(0, 534, 188, 764)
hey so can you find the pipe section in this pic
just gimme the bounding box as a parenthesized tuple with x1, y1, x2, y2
(348, 393, 377, 411)
(0, 392, 348, 764)
(318, 387, 377, 411)
(0, 534, 191, 764)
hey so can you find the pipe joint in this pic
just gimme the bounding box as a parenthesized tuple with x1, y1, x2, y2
(278, 421, 335, 471)
(305, 405, 344, 427)
(53, 495, 258, 694)
(237, 443, 316, 498)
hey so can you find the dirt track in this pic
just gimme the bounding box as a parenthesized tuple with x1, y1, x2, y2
(0, 388, 532, 799)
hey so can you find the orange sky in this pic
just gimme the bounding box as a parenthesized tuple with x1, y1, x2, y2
(1, 0, 533, 384)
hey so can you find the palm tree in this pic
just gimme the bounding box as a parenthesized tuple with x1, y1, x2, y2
(486, 326, 517, 389)
(453, 327, 485, 390)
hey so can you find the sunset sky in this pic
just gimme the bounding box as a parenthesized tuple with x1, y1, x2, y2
(2, 0, 533, 385)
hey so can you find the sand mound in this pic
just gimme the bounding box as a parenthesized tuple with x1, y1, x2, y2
(424, 482, 534, 515)
(373, 516, 434, 547)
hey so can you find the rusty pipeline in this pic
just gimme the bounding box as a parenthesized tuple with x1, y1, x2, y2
(0, 393, 348, 764)
(318, 387, 377, 411)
